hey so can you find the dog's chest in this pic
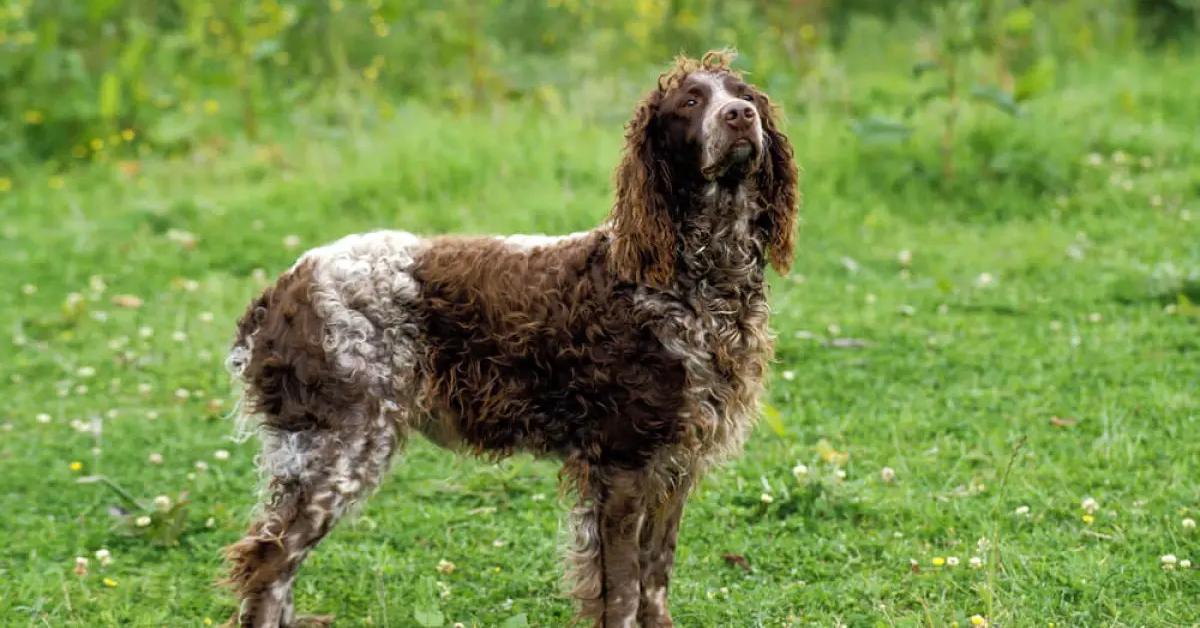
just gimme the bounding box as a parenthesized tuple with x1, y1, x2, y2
(641, 277, 771, 461)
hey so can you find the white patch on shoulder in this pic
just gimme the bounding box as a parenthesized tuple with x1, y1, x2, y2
(496, 231, 589, 251)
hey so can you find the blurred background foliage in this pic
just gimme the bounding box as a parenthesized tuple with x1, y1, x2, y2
(0, 0, 1196, 174)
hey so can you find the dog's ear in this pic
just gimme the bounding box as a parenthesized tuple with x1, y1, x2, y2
(754, 93, 800, 275)
(608, 90, 676, 287)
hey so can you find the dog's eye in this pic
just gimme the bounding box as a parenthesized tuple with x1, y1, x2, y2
(685, 98, 698, 107)
(742, 93, 755, 102)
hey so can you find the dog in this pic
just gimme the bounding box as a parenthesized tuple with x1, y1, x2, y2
(223, 50, 799, 627)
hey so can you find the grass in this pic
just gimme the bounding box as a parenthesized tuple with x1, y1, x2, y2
(1, 49, 1198, 626)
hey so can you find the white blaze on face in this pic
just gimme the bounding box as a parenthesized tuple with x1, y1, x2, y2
(691, 72, 763, 170)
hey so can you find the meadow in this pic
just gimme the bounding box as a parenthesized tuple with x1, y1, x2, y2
(2, 4, 1200, 627)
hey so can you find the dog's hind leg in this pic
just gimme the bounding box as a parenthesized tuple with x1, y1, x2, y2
(224, 403, 401, 627)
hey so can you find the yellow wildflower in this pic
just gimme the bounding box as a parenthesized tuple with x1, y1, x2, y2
(69, 461, 83, 472)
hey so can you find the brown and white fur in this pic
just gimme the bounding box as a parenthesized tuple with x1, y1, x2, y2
(222, 51, 799, 627)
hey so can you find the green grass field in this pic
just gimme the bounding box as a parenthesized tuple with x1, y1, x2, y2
(2, 48, 1199, 626)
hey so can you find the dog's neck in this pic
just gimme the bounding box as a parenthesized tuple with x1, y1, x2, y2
(673, 180, 767, 295)
(676, 180, 768, 280)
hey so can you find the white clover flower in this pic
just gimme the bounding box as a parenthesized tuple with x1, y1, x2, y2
(138, 326, 154, 338)
(1181, 559, 1192, 569)
(880, 467, 896, 483)
(77, 366, 96, 378)
(153, 495, 171, 510)
(1088, 312, 1103, 323)
(1086, 153, 1104, 166)
(897, 249, 913, 267)
(148, 452, 163, 465)
(760, 492, 774, 505)
(1161, 554, 1178, 570)
(283, 235, 302, 249)
(1081, 497, 1099, 514)
(1014, 505, 1031, 516)
(436, 559, 456, 574)
(135, 515, 152, 528)
(174, 388, 190, 400)
(1182, 518, 1196, 530)
(969, 556, 984, 569)
(195, 460, 209, 471)
(171, 331, 187, 342)
(946, 556, 959, 567)
(781, 370, 796, 382)
(36, 413, 51, 424)
(834, 469, 847, 480)
(792, 463, 809, 481)
(975, 272, 995, 288)
(95, 548, 112, 566)
(213, 449, 230, 461)
(199, 311, 215, 323)
(146, 410, 159, 420)
(74, 556, 89, 575)
(205, 517, 216, 528)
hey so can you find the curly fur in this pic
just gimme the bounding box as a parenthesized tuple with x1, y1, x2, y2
(222, 50, 799, 627)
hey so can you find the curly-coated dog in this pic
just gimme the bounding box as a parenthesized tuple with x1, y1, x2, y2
(223, 50, 799, 627)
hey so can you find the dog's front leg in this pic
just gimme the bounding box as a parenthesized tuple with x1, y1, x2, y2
(593, 468, 648, 627)
(637, 477, 690, 627)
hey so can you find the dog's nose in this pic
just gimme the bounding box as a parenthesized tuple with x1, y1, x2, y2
(721, 102, 757, 130)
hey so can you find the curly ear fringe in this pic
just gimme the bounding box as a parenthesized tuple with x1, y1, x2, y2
(608, 90, 676, 286)
(755, 95, 800, 275)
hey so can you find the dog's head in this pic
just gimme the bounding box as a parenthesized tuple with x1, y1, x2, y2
(609, 50, 799, 287)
